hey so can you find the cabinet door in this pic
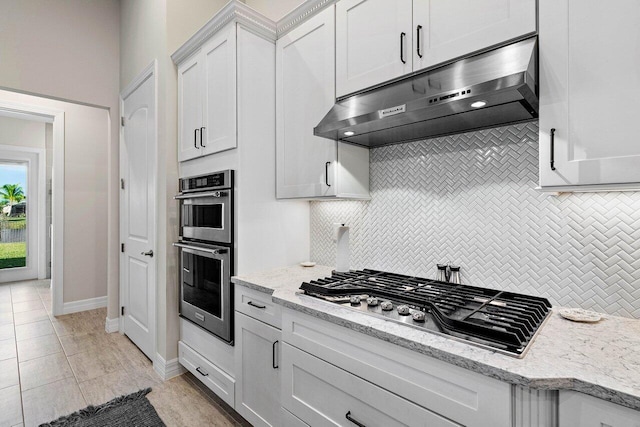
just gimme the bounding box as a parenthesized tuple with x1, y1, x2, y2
(539, 0, 640, 188)
(177, 51, 203, 162)
(559, 391, 640, 427)
(276, 7, 338, 199)
(202, 25, 237, 155)
(413, 0, 536, 72)
(336, 0, 413, 97)
(235, 312, 281, 427)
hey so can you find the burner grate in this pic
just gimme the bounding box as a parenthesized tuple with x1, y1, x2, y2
(300, 269, 552, 356)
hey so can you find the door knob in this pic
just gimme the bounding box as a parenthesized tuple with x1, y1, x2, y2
(141, 250, 154, 257)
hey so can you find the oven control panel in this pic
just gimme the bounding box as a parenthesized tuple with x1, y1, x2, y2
(180, 170, 233, 193)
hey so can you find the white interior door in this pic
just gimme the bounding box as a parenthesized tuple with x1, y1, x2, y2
(120, 64, 156, 361)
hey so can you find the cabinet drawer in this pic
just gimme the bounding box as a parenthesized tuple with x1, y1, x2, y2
(282, 343, 461, 427)
(235, 286, 281, 329)
(559, 391, 640, 427)
(281, 408, 309, 427)
(282, 308, 511, 426)
(178, 341, 235, 408)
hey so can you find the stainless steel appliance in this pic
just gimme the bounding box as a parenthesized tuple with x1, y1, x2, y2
(176, 170, 233, 244)
(300, 269, 552, 358)
(174, 170, 234, 344)
(315, 37, 538, 147)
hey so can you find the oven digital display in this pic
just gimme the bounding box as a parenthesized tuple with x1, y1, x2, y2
(186, 173, 225, 190)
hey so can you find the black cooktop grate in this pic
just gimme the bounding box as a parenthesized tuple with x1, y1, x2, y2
(300, 269, 552, 355)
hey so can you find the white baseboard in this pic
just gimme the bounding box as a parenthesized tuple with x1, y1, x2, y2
(154, 353, 186, 381)
(105, 316, 119, 333)
(62, 296, 107, 315)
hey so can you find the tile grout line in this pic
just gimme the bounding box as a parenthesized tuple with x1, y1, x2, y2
(10, 285, 26, 427)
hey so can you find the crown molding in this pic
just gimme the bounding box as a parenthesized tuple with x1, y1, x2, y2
(276, 0, 337, 37)
(171, 0, 276, 64)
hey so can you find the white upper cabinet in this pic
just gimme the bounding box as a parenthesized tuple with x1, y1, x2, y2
(178, 51, 204, 162)
(177, 25, 237, 162)
(336, 0, 536, 97)
(413, 0, 536, 72)
(202, 26, 237, 156)
(336, 0, 413, 98)
(539, 0, 640, 189)
(276, 6, 370, 199)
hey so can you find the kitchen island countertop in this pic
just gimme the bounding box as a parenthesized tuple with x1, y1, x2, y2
(232, 265, 640, 411)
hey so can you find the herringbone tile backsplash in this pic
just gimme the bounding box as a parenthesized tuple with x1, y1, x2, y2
(310, 122, 640, 318)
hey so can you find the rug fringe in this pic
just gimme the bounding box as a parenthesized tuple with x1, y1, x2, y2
(39, 388, 153, 427)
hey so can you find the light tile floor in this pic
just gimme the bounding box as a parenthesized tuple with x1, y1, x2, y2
(0, 279, 250, 427)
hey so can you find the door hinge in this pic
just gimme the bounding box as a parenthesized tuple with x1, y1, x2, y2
(120, 178, 125, 190)
(121, 243, 125, 253)
(121, 306, 125, 316)
(121, 116, 125, 127)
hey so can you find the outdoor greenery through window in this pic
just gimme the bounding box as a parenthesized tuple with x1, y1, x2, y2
(0, 162, 27, 269)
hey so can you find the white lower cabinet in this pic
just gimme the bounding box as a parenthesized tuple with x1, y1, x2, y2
(235, 311, 282, 427)
(281, 342, 461, 426)
(178, 341, 235, 408)
(559, 391, 640, 427)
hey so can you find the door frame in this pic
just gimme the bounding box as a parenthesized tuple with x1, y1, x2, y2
(0, 100, 65, 316)
(119, 60, 158, 364)
(0, 144, 46, 282)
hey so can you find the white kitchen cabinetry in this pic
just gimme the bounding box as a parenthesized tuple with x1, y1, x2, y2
(559, 391, 640, 427)
(177, 25, 236, 162)
(538, 0, 640, 189)
(276, 6, 369, 199)
(336, 0, 536, 97)
(281, 308, 512, 427)
(235, 312, 282, 427)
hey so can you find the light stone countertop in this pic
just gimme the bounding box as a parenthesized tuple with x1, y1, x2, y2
(232, 265, 640, 411)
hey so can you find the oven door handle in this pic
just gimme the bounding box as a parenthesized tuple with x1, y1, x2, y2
(173, 242, 228, 255)
(174, 191, 228, 200)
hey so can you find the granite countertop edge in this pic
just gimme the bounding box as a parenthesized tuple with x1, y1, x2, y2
(232, 266, 640, 411)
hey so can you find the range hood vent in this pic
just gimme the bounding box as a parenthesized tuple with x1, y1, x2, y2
(314, 37, 538, 148)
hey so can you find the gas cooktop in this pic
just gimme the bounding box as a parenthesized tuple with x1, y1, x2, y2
(299, 269, 552, 358)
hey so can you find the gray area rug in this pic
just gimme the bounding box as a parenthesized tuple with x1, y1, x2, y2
(39, 388, 165, 427)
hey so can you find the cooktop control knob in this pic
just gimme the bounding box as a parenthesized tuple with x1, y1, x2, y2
(349, 295, 361, 305)
(412, 311, 426, 322)
(380, 301, 393, 311)
(397, 305, 410, 315)
(366, 297, 379, 306)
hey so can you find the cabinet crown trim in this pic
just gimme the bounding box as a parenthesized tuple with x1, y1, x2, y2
(276, 0, 337, 37)
(171, 0, 276, 64)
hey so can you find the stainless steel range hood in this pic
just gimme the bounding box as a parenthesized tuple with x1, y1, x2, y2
(314, 37, 538, 147)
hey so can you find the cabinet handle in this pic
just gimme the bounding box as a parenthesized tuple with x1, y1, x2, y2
(272, 340, 279, 369)
(196, 367, 209, 377)
(400, 32, 407, 64)
(247, 301, 266, 309)
(200, 127, 206, 148)
(325, 162, 331, 187)
(194, 128, 200, 149)
(346, 411, 366, 427)
(550, 128, 556, 171)
(416, 25, 423, 58)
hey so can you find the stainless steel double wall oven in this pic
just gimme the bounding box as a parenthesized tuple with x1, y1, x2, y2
(174, 170, 234, 344)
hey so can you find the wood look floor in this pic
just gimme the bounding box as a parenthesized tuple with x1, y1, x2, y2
(0, 279, 249, 427)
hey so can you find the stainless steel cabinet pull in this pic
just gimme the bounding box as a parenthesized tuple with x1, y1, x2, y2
(550, 128, 556, 171)
(173, 242, 228, 255)
(416, 25, 423, 58)
(346, 411, 366, 427)
(400, 32, 407, 64)
(200, 127, 206, 148)
(272, 340, 279, 369)
(325, 162, 331, 187)
(196, 367, 209, 377)
(194, 128, 200, 149)
(141, 250, 154, 257)
(247, 301, 266, 309)
(174, 190, 228, 200)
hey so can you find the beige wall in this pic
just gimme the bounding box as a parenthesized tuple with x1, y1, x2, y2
(0, 89, 109, 303)
(0, 0, 120, 310)
(0, 116, 46, 149)
(245, 0, 306, 21)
